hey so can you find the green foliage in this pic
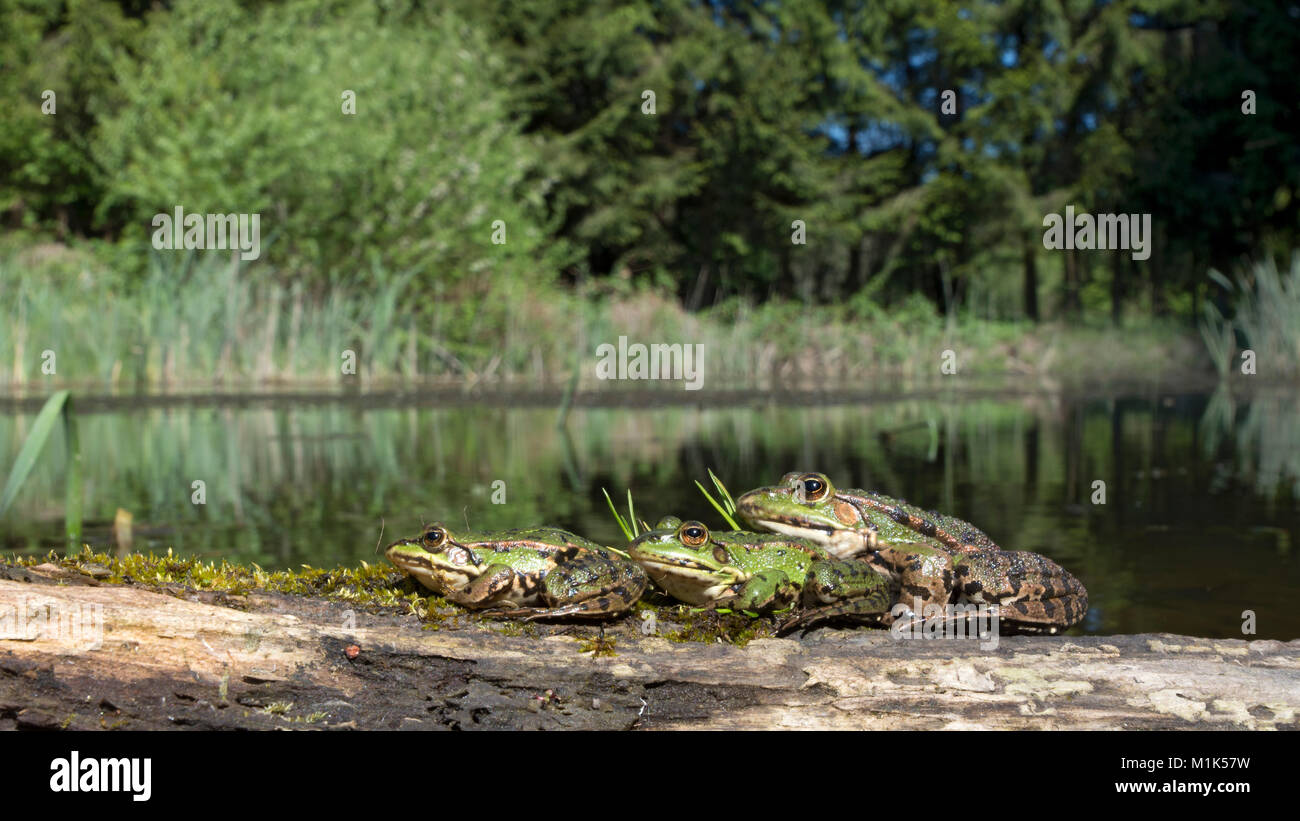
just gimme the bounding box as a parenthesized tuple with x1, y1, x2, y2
(91, 0, 570, 288)
(693, 469, 740, 531)
(0, 0, 1296, 367)
(602, 487, 650, 541)
(1203, 255, 1300, 380)
(0, 0, 140, 233)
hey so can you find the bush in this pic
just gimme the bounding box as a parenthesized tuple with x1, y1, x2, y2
(91, 0, 572, 290)
(1203, 254, 1300, 381)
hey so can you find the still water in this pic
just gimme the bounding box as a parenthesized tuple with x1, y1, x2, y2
(2, 388, 1298, 639)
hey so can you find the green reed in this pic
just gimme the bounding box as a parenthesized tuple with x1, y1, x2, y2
(0, 390, 82, 552)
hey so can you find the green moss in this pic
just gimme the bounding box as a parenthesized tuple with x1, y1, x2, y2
(4, 547, 435, 615)
(493, 621, 542, 639)
(2, 548, 777, 647)
(576, 633, 618, 657)
(662, 607, 774, 647)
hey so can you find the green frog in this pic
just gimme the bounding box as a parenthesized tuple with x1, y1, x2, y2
(627, 516, 892, 632)
(735, 472, 1089, 632)
(385, 524, 647, 619)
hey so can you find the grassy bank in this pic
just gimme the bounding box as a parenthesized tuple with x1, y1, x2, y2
(2, 243, 1215, 394)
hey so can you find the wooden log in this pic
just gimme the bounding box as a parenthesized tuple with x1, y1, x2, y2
(1, 569, 1297, 730)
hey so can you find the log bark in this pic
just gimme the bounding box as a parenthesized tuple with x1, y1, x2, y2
(1, 568, 1297, 730)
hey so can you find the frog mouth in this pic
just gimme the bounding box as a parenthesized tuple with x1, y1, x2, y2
(745, 517, 836, 543)
(629, 553, 722, 578)
(386, 550, 474, 586)
(388, 554, 429, 572)
(745, 517, 873, 561)
(631, 558, 734, 605)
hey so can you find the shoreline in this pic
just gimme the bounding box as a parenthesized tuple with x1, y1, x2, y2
(2, 375, 1287, 415)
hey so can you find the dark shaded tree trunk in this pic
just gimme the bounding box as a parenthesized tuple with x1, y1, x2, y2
(1111, 251, 1124, 325)
(1150, 229, 1168, 317)
(848, 238, 863, 292)
(1022, 231, 1040, 322)
(1063, 250, 1082, 318)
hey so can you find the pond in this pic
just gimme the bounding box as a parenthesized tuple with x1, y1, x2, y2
(3, 387, 1298, 639)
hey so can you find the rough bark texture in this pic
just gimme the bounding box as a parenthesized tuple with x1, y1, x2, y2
(1, 567, 1297, 730)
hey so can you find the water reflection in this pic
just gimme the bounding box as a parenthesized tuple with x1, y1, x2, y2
(2, 391, 1297, 639)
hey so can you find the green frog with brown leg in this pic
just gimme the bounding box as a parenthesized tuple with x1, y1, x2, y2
(627, 516, 892, 632)
(385, 524, 647, 620)
(736, 472, 1089, 633)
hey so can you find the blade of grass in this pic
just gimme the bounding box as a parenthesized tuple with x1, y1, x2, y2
(708, 469, 738, 517)
(0, 390, 70, 518)
(695, 478, 741, 530)
(626, 489, 639, 538)
(601, 487, 633, 542)
(63, 396, 82, 553)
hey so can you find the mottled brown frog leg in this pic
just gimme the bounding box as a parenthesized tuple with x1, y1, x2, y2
(443, 564, 520, 609)
(871, 542, 954, 625)
(502, 555, 648, 620)
(952, 551, 1089, 632)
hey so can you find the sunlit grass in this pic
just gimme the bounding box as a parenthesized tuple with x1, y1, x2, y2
(1202, 255, 1300, 381)
(694, 469, 741, 530)
(601, 487, 650, 542)
(0, 248, 1220, 393)
(604, 470, 742, 542)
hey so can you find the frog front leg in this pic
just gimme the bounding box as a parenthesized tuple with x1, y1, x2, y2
(778, 559, 892, 632)
(441, 563, 521, 610)
(504, 554, 648, 620)
(952, 551, 1088, 632)
(714, 570, 801, 613)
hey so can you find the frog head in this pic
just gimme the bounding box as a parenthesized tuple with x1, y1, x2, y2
(627, 519, 741, 605)
(735, 471, 872, 555)
(384, 523, 486, 593)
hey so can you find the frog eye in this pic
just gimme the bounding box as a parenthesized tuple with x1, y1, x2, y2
(799, 473, 829, 502)
(422, 526, 447, 548)
(679, 522, 709, 547)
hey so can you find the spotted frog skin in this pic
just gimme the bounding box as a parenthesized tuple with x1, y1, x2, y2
(736, 472, 1089, 632)
(627, 516, 891, 632)
(385, 524, 647, 619)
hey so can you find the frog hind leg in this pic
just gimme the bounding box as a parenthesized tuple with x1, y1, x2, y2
(777, 560, 892, 633)
(874, 543, 954, 625)
(954, 551, 1089, 632)
(508, 554, 648, 620)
